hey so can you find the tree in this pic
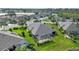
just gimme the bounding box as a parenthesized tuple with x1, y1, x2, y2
(21, 26, 27, 30)
(9, 28, 12, 32)
(76, 18, 79, 22)
(7, 10, 16, 17)
(22, 32, 25, 37)
(27, 44, 36, 51)
(23, 9, 26, 13)
(72, 35, 79, 40)
(48, 15, 53, 21)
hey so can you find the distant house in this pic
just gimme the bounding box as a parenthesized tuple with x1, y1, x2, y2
(27, 23, 55, 44)
(58, 22, 79, 36)
(26, 21, 33, 26)
(0, 31, 29, 51)
(5, 13, 35, 20)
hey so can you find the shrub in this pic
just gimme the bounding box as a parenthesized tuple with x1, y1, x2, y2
(29, 33, 32, 37)
(20, 45, 27, 51)
(21, 32, 25, 37)
(9, 28, 12, 32)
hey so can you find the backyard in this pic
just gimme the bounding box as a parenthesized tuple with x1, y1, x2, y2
(9, 24, 79, 51)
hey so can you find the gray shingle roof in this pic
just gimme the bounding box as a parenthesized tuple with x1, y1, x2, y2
(58, 22, 79, 33)
(58, 22, 72, 30)
(67, 23, 79, 33)
(0, 31, 23, 51)
(28, 23, 53, 35)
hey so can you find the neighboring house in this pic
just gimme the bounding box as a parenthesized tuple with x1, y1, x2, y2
(15, 15, 31, 20)
(0, 31, 28, 51)
(66, 23, 79, 35)
(26, 21, 33, 26)
(64, 18, 73, 22)
(58, 22, 72, 30)
(58, 22, 79, 37)
(8, 23, 19, 28)
(27, 23, 55, 44)
(0, 24, 19, 30)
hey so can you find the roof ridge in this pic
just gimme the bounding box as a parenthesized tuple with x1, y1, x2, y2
(0, 31, 23, 39)
(34, 23, 42, 35)
(66, 22, 74, 30)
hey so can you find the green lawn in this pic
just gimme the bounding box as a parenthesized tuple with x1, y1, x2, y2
(37, 24, 79, 51)
(9, 24, 79, 51)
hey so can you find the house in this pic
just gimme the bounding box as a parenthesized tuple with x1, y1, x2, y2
(0, 31, 29, 51)
(58, 22, 72, 30)
(58, 22, 79, 37)
(66, 23, 79, 35)
(26, 21, 33, 26)
(0, 23, 19, 30)
(27, 23, 55, 44)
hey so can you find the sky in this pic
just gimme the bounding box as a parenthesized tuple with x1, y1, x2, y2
(0, 0, 79, 8)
